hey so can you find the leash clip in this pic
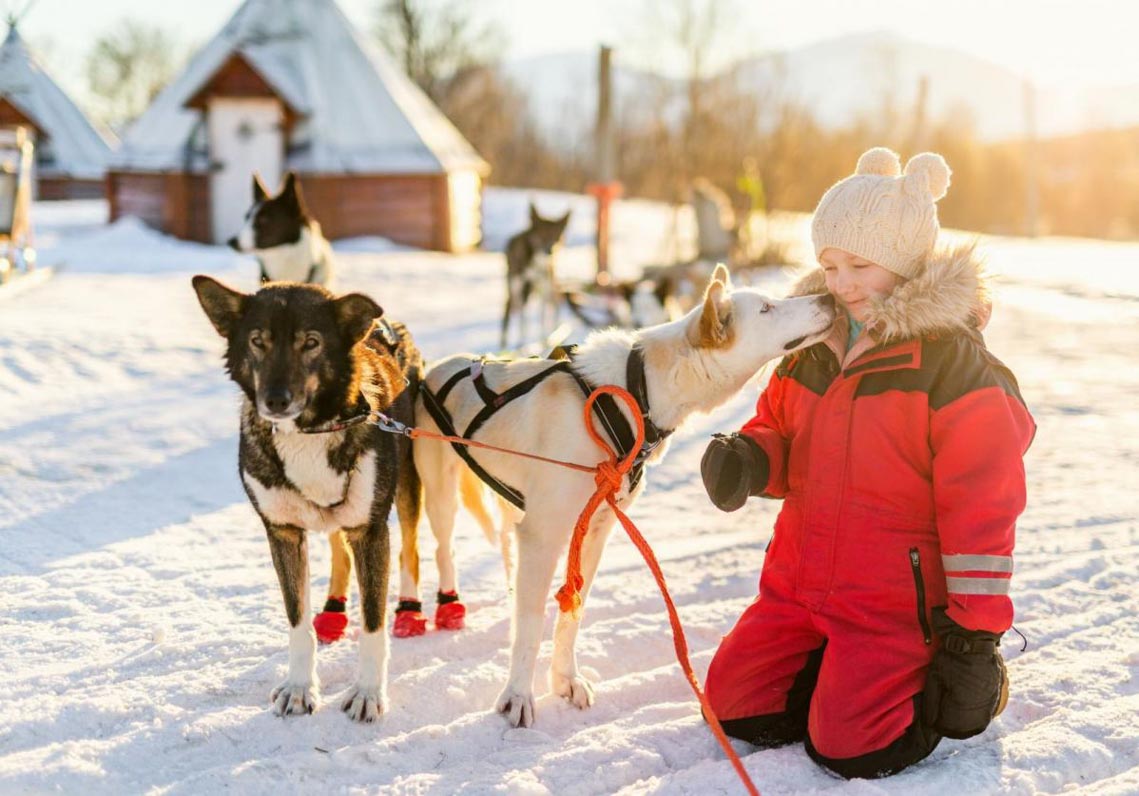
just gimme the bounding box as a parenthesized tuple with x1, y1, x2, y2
(372, 412, 412, 437)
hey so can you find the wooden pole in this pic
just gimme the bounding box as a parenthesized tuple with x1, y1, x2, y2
(587, 45, 621, 281)
(598, 45, 614, 186)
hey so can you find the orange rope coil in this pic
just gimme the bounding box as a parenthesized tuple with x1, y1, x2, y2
(554, 386, 760, 796)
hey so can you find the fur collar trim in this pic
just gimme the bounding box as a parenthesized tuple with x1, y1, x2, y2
(788, 243, 991, 342)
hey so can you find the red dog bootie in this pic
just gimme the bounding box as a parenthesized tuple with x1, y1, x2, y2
(393, 599, 428, 638)
(313, 596, 348, 644)
(434, 590, 466, 631)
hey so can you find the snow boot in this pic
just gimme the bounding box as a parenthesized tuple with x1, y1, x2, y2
(393, 599, 428, 638)
(313, 596, 348, 644)
(434, 590, 466, 630)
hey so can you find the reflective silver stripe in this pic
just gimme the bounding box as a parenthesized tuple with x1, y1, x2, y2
(946, 576, 1011, 595)
(942, 554, 1013, 573)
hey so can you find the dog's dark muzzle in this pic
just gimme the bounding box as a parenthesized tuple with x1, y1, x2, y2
(263, 387, 294, 415)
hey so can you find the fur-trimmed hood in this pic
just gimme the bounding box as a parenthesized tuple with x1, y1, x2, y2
(789, 243, 991, 342)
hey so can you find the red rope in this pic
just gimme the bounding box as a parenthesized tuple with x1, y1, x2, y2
(554, 386, 760, 796)
(411, 389, 760, 795)
(407, 428, 595, 473)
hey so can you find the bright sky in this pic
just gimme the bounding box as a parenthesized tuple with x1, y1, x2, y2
(12, 0, 1134, 106)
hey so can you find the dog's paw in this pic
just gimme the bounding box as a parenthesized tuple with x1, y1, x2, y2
(341, 686, 387, 723)
(270, 681, 319, 717)
(551, 671, 595, 710)
(495, 686, 536, 728)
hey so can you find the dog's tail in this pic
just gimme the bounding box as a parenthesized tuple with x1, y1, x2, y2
(459, 467, 497, 547)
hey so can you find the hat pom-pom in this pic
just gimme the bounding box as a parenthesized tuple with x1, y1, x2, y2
(855, 147, 902, 177)
(904, 152, 951, 200)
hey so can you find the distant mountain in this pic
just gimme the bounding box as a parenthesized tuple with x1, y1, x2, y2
(498, 31, 1137, 148)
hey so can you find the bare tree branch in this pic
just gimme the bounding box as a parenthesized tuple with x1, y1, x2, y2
(85, 20, 182, 129)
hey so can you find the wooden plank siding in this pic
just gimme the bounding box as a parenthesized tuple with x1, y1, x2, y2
(294, 174, 444, 249)
(106, 171, 481, 252)
(37, 177, 104, 200)
(106, 172, 210, 242)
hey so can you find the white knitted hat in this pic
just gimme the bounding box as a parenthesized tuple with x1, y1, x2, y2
(811, 147, 952, 279)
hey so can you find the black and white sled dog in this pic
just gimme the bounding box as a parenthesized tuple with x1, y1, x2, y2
(413, 265, 835, 727)
(228, 172, 336, 288)
(192, 275, 423, 722)
(501, 203, 571, 349)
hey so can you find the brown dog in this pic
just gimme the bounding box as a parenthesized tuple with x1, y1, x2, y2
(192, 276, 422, 722)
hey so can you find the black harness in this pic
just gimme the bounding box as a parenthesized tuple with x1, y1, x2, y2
(419, 345, 671, 511)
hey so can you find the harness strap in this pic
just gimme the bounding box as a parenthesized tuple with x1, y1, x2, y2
(561, 366, 644, 489)
(553, 344, 671, 492)
(470, 359, 500, 405)
(422, 346, 671, 509)
(626, 345, 664, 449)
(464, 361, 570, 439)
(436, 368, 470, 405)
(420, 382, 528, 510)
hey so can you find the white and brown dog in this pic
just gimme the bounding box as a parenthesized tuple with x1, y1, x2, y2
(410, 265, 835, 727)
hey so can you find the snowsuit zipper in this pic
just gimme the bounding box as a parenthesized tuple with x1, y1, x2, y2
(909, 547, 932, 645)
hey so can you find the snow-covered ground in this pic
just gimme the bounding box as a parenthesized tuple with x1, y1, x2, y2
(1, 188, 1136, 795)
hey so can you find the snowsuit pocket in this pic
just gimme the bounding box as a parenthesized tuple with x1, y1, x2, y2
(909, 547, 932, 646)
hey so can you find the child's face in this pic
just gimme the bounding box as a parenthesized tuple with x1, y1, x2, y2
(819, 248, 900, 322)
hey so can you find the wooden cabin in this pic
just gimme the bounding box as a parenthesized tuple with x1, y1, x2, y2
(107, 0, 488, 252)
(0, 26, 114, 200)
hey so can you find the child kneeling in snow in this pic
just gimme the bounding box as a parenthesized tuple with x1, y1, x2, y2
(700, 147, 1035, 778)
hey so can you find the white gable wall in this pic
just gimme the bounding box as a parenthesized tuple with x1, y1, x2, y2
(208, 97, 283, 244)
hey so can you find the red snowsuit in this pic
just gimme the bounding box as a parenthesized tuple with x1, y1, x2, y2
(705, 246, 1035, 774)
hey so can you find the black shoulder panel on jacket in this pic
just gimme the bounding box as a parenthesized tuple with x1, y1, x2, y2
(927, 335, 1027, 410)
(776, 344, 839, 396)
(853, 335, 1027, 410)
(854, 361, 937, 399)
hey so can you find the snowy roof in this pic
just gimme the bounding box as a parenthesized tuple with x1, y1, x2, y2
(111, 0, 488, 176)
(0, 27, 116, 180)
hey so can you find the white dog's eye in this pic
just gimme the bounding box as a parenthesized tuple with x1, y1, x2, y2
(760, 302, 772, 313)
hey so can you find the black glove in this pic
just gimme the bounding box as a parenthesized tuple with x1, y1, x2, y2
(923, 607, 1008, 739)
(700, 433, 770, 512)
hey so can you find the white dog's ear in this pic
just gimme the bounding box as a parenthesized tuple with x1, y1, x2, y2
(690, 275, 733, 347)
(711, 262, 733, 291)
